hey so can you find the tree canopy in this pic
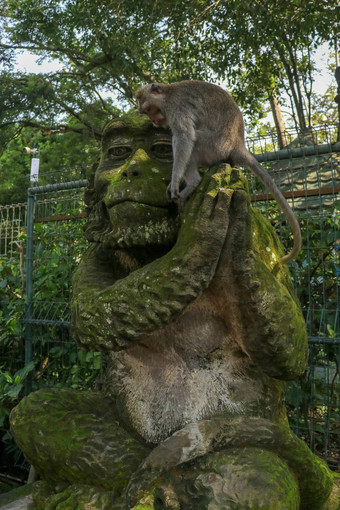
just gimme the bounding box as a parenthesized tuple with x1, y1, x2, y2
(0, 123, 100, 204)
(0, 0, 339, 189)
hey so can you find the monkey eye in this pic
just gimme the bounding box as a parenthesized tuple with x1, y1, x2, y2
(150, 142, 173, 160)
(107, 146, 132, 161)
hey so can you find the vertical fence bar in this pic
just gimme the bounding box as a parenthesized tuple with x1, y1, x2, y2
(24, 190, 35, 394)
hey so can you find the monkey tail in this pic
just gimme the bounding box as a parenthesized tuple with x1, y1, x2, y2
(230, 148, 301, 266)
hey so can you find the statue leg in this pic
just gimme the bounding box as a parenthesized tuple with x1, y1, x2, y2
(153, 448, 300, 510)
(10, 388, 150, 509)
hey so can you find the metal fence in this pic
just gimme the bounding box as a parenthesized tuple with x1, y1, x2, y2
(0, 126, 339, 474)
(246, 125, 340, 471)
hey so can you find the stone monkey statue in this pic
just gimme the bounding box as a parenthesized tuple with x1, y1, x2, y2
(10, 112, 337, 510)
(136, 80, 301, 265)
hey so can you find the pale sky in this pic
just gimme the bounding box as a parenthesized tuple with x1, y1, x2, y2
(312, 43, 335, 94)
(15, 52, 63, 74)
(14, 42, 336, 96)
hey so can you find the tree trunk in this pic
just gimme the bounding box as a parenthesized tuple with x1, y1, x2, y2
(269, 90, 287, 149)
(275, 43, 307, 132)
(335, 66, 340, 142)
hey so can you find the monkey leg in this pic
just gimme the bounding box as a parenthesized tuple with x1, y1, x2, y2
(167, 134, 196, 202)
(167, 155, 201, 208)
(10, 388, 150, 507)
(179, 166, 202, 205)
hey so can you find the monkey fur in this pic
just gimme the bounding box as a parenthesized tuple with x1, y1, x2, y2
(136, 80, 301, 265)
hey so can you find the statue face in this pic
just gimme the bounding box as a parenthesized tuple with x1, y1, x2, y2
(84, 113, 179, 249)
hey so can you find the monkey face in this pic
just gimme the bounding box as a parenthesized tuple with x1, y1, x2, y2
(138, 102, 167, 127)
(148, 107, 167, 127)
(136, 83, 168, 127)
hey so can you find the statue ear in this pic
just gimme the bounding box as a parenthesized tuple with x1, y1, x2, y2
(150, 83, 163, 95)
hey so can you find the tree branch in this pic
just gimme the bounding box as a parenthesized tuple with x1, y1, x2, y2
(0, 118, 87, 136)
(0, 42, 89, 61)
(52, 97, 103, 138)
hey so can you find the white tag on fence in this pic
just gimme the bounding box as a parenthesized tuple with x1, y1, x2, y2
(30, 158, 40, 182)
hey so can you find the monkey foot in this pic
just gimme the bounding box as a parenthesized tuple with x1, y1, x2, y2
(166, 182, 180, 202)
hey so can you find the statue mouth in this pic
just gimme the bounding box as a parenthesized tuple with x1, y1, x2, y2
(106, 198, 171, 210)
(95, 198, 179, 249)
(105, 199, 178, 233)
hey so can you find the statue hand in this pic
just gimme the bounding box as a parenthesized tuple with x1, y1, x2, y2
(71, 166, 239, 351)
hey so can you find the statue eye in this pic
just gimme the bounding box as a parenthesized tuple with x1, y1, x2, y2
(108, 146, 132, 161)
(151, 142, 173, 160)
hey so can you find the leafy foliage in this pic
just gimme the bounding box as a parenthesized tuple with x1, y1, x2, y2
(0, 248, 26, 372)
(0, 362, 35, 426)
(0, 0, 339, 146)
(286, 343, 340, 471)
(0, 202, 105, 470)
(0, 125, 100, 205)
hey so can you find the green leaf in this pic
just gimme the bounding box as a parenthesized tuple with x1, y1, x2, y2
(2, 372, 14, 384)
(6, 383, 23, 398)
(14, 361, 35, 382)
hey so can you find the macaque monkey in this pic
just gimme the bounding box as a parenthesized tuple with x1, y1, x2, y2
(136, 80, 301, 265)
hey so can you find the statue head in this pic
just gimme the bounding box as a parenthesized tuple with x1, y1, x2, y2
(84, 111, 179, 251)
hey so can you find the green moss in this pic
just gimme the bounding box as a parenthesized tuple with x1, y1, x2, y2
(202, 448, 300, 509)
(10, 389, 149, 494)
(132, 493, 154, 509)
(250, 207, 284, 271)
(322, 473, 340, 510)
(103, 110, 153, 136)
(206, 166, 249, 195)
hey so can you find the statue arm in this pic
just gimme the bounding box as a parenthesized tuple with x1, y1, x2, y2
(220, 197, 308, 380)
(71, 169, 235, 352)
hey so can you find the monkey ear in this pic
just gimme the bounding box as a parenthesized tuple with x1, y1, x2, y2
(150, 83, 163, 95)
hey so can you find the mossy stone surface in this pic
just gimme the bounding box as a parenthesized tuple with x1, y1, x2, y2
(10, 389, 150, 495)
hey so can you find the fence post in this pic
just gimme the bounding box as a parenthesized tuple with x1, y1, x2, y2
(24, 190, 35, 394)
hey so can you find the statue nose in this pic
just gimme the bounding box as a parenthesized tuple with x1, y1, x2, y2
(120, 148, 148, 179)
(122, 167, 141, 178)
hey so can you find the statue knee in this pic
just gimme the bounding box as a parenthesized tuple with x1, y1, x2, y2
(196, 448, 300, 510)
(153, 448, 300, 510)
(10, 387, 150, 490)
(10, 388, 58, 447)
